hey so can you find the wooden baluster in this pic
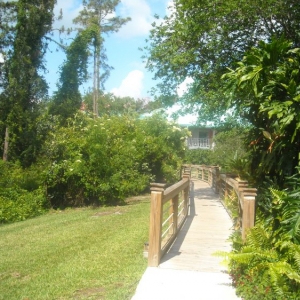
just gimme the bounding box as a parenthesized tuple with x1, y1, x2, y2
(182, 172, 190, 217)
(215, 167, 220, 194)
(148, 183, 165, 267)
(170, 195, 179, 234)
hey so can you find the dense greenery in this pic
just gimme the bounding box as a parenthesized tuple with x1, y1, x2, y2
(223, 38, 300, 186)
(145, 0, 300, 120)
(184, 127, 249, 176)
(222, 175, 300, 299)
(0, 161, 49, 223)
(0, 0, 56, 166)
(49, 29, 95, 121)
(0, 113, 189, 220)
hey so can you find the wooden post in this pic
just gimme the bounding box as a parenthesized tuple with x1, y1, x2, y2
(148, 183, 165, 267)
(241, 193, 256, 241)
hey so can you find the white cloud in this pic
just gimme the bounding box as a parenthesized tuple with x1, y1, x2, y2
(177, 77, 194, 97)
(53, 0, 83, 31)
(111, 70, 144, 98)
(166, 0, 175, 17)
(0, 53, 4, 64)
(116, 0, 153, 38)
(166, 104, 198, 125)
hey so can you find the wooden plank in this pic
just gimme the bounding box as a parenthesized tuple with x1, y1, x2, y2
(159, 179, 233, 273)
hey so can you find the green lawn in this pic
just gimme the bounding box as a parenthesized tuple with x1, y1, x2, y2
(0, 197, 150, 300)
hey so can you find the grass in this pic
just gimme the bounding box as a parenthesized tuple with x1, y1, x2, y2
(0, 197, 150, 300)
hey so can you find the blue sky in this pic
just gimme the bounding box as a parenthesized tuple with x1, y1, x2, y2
(45, 0, 172, 99)
(45, 0, 197, 124)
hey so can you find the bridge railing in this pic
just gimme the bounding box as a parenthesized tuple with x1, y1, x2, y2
(147, 172, 190, 267)
(182, 164, 256, 240)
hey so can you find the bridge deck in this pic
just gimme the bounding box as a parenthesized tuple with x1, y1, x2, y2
(132, 180, 241, 300)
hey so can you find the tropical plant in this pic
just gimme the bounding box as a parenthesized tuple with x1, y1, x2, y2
(222, 38, 300, 187)
(219, 173, 300, 299)
(223, 224, 300, 299)
(144, 0, 300, 122)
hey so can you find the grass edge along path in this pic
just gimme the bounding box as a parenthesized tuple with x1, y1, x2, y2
(0, 197, 150, 300)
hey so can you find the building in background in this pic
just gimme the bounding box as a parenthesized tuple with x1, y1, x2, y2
(184, 125, 216, 150)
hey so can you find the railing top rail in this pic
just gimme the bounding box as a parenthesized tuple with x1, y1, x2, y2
(163, 178, 189, 204)
(182, 164, 219, 170)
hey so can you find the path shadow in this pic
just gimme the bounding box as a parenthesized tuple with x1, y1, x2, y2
(159, 181, 196, 262)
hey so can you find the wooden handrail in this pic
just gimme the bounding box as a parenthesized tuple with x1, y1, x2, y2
(147, 172, 190, 267)
(182, 164, 256, 240)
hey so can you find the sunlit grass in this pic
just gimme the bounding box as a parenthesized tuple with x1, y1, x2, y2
(0, 198, 150, 300)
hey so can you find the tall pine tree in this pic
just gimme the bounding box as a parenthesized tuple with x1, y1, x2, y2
(73, 0, 130, 117)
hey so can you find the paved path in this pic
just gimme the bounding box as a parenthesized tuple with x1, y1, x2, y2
(132, 180, 241, 300)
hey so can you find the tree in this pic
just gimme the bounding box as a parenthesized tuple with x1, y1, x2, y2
(49, 28, 95, 121)
(83, 91, 151, 116)
(0, 0, 56, 166)
(73, 0, 130, 117)
(145, 0, 300, 121)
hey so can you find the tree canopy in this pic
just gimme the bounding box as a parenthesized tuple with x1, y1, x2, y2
(0, 0, 56, 165)
(145, 0, 300, 121)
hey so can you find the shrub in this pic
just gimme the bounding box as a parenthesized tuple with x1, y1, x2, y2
(220, 173, 300, 299)
(184, 149, 213, 165)
(0, 161, 49, 224)
(0, 188, 48, 223)
(42, 113, 189, 208)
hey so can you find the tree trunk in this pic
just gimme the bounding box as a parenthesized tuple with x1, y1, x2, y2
(3, 127, 9, 161)
(95, 46, 99, 117)
(93, 46, 97, 118)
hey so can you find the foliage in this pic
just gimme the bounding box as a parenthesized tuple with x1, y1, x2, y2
(0, 0, 56, 166)
(224, 225, 300, 299)
(223, 190, 240, 230)
(42, 113, 189, 208)
(211, 128, 249, 172)
(184, 149, 213, 165)
(223, 38, 300, 186)
(49, 28, 96, 121)
(0, 161, 49, 224)
(145, 0, 300, 121)
(83, 91, 152, 116)
(219, 174, 300, 299)
(73, 0, 130, 116)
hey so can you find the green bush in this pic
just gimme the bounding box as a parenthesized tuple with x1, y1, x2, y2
(221, 174, 300, 299)
(0, 161, 49, 224)
(42, 113, 189, 208)
(0, 188, 48, 223)
(184, 149, 213, 165)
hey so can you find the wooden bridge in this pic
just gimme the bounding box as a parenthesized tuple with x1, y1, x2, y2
(132, 165, 256, 300)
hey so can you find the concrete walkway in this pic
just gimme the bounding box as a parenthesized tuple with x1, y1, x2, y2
(132, 180, 241, 300)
